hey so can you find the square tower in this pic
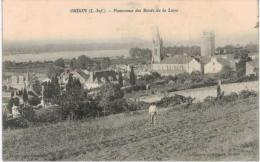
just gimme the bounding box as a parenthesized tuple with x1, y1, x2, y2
(200, 31, 215, 57)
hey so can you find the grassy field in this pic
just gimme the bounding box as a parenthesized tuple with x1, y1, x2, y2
(3, 96, 259, 161)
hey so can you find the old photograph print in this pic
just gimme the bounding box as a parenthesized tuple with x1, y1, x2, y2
(2, 0, 259, 161)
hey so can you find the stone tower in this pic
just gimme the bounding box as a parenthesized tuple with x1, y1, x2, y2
(152, 26, 163, 63)
(200, 31, 215, 57)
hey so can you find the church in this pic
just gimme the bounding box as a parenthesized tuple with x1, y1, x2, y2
(151, 27, 202, 76)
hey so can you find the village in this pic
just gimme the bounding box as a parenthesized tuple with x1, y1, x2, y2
(2, 27, 259, 127)
(2, 0, 259, 160)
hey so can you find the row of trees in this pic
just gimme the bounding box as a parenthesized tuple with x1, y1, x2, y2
(54, 55, 111, 71)
(129, 48, 152, 59)
(216, 43, 258, 55)
(129, 46, 201, 60)
(162, 46, 201, 57)
(129, 43, 258, 60)
(43, 76, 61, 99)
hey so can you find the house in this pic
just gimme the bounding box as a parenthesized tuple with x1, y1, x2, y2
(108, 64, 131, 74)
(59, 69, 119, 90)
(84, 70, 119, 89)
(203, 56, 236, 74)
(152, 55, 202, 76)
(134, 64, 152, 78)
(59, 69, 90, 86)
(246, 60, 258, 76)
(3, 72, 33, 90)
(248, 52, 259, 60)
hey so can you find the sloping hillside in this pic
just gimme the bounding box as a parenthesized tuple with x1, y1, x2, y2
(3, 97, 259, 161)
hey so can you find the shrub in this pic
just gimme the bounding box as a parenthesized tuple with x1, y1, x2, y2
(203, 96, 216, 103)
(34, 105, 62, 122)
(28, 97, 41, 106)
(239, 90, 257, 99)
(19, 105, 36, 122)
(157, 95, 185, 107)
(3, 116, 30, 129)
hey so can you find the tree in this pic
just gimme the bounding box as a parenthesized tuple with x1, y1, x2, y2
(23, 88, 29, 104)
(129, 48, 152, 59)
(245, 43, 258, 53)
(235, 49, 249, 77)
(99, 57, 111, 70)
(32, 79, 42, 95)
(118, 72, 123, 87)
(220, 65, 235, 79)
(129, 66, 136, 85)
(47, 65, 63, 78)
(70, 58, 77, 70)
(54, 58, 65, 68)
(77, 55, 93, 69)
(98, 83, 124, 116)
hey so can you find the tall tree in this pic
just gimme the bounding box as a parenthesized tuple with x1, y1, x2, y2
(23, 88, 29, 104)
(77, 55, 93, 69)
(118, 72, 123, 87)
(129, 66, 136, 86)
(98, 83, 124, 116)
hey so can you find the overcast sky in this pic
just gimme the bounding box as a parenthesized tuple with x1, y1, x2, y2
(3, 0, 259, 46)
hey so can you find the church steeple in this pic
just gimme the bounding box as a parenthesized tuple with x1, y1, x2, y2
(152, 26, 163, 63)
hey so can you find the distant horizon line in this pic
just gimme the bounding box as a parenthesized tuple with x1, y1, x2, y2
(3, 38, 258, 47)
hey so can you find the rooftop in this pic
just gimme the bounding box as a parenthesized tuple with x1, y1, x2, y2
(158, 55, 196, 64)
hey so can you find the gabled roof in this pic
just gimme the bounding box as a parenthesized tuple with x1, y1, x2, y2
(93, 70, 118, 82)
(158, 55, 196, 64)
(75, 69, 90, 80)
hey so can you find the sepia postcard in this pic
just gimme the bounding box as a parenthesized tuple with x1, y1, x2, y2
(1, 0, 259, 161)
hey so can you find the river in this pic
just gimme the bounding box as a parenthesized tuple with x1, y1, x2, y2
(3, 49, 130, 62)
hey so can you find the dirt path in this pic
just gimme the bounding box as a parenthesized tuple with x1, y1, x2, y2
(139, 81, 259, 103)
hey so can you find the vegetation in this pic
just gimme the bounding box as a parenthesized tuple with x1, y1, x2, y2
(216, 43, 258, 54)
(69, 55, 111, 71)
(54, 58, 65, 68)
(129, 48, 152, 59)
(129, 66, 136, 85)
(162, 45, 201, 57)
(3, 93, 258, 160)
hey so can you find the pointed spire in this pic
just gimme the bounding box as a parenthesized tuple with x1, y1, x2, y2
(155, 25, 160, 39)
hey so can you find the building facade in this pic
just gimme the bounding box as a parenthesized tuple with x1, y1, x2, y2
(4, 72, 32, 90)
(203, 57, 236, 74)
(152, 55, 201, 76)
(246, 60, 258, 76)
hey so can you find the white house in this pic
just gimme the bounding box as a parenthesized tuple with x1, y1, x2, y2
(84, 70, 119, 89)
(3, 72, 32, 90)
(203, 57, 236, 74)
(246, 60, 258, 76)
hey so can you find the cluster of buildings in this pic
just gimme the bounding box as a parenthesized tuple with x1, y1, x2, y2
(3, 27, 259, 100)
(59, 68, 119, 89)
(151, 27, 258, 76)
